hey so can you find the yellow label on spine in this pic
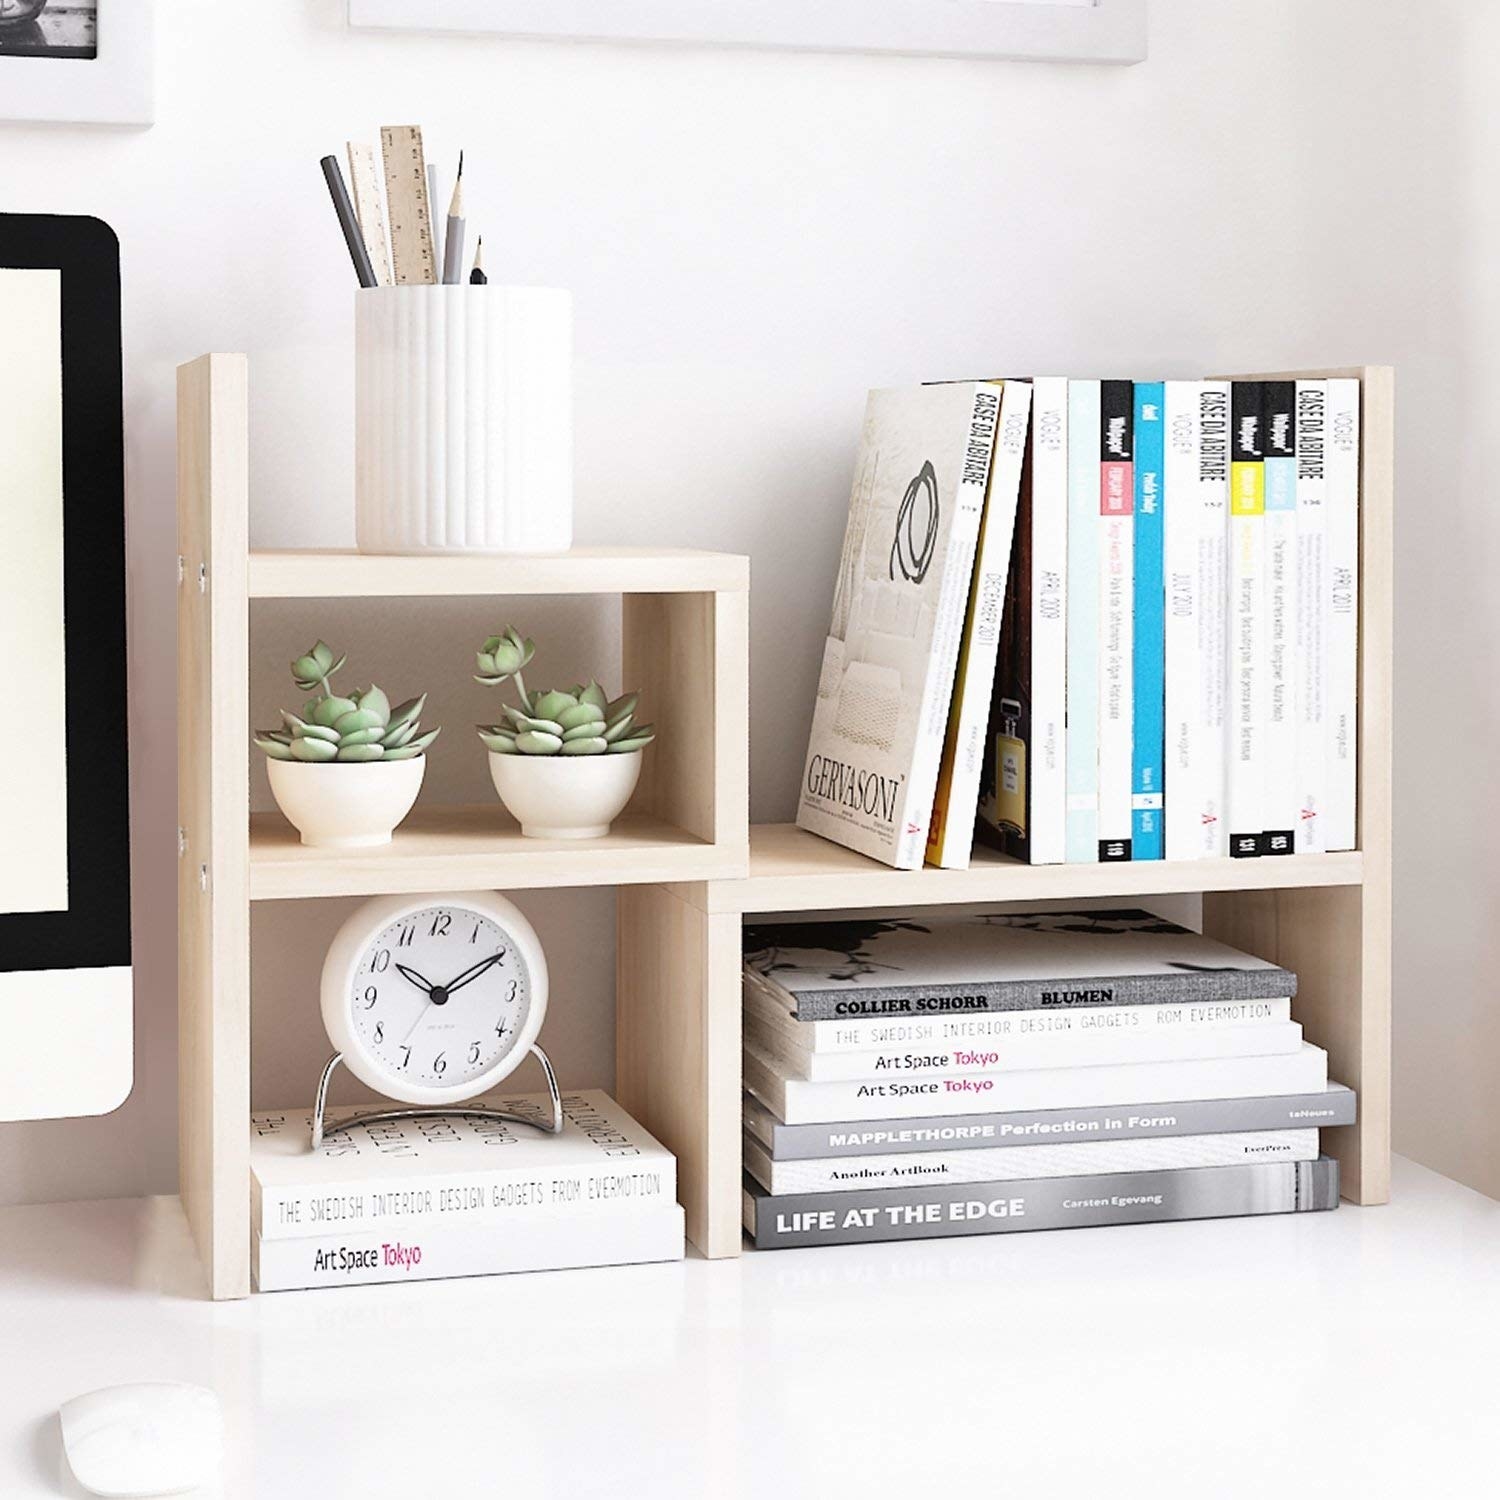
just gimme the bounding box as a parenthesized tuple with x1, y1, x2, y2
(1230, 461, 1264, 516)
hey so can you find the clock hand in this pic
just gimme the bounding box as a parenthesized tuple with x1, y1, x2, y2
(441, 951, 507, 998)
(394, 963, 434, 995)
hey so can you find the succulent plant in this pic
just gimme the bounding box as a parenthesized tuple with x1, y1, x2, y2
(254, 640, 440, 763)
(474, 626, 656, 757)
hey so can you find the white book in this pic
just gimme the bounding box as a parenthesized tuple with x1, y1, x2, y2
(1194, 382, 1231, 856)
(1324, 377, 1361, 850)
(1064, 380, 1101, 862)
(744, 1127, 1320, 1195)
(1262, 382, 1298, 856)
(745, 1014, 1304, 1081)
(1028, 376, 1070, 864)
(797, 383, 1002, 869)
(743, 1037, 1329, 1124)
(927, 379, 1032, 868)
(1163, 381, 1201, 859)
(1097, 380, 1134, 861)
(1293, 381, 1329, 852)
(251, 1090, 676, 1241)
(743, 973, 1293, 1054)
(252, 1203, 685, 1291)
(1227, 381, 1266, 858)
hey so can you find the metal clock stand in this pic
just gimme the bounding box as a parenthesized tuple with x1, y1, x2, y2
(309, 1043, 565, 1149)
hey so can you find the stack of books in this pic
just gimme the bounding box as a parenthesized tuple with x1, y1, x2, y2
(796, 377, 1360, 870)
(741, 911, 1353, 1249)
(251, 1090, 683, 1290)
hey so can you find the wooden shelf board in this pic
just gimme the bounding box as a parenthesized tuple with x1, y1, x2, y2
(697, 823, 1364, 914)
(248, 548, 749, 599)
(249, 805, 747, 901)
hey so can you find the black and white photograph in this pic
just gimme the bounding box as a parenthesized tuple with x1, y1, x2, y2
(0, 0, 97, 59)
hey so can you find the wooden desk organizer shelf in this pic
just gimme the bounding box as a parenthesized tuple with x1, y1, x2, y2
(179, 355, 1391, 1297)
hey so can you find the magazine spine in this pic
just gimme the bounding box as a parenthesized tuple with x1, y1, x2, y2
(255, 1155, 680, 1242)
(1097, 379, 1134, 861)
(1195, 381, 1231, 856)
(1162, 381, 1201, 858)
(743, 1038, 1328, 1124)
(1064, 379, 1101, 861)
(743, 971, 1293, 1054)
(1324, 377, 1361, 850)
(1262, 380, 1298, 855)
(742, 1082, 1357, 1159)
(743, 1157, 1339, 1247)
(1131, 382, 1165, 859)
(745, 1127, 1321, 1195)
(779, 963, 1298, 1021)
(744, 1015, 1304, 1081)
(1027, 377, 1070, 864)
(1228, 381, 1267, 857)
(253, 1203, 685, 1291)
(1293, 380, 1329, 851)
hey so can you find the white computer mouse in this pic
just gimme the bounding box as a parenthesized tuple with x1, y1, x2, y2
(58, 1381, 223, 1498)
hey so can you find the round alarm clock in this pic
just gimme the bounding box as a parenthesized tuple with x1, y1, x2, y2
(320, 890, 548, 1107)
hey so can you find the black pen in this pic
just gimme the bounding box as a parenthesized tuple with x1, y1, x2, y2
(320, 154, 378, 289)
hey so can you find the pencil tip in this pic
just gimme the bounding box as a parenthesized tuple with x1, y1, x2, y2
(458, 149, 464, 178)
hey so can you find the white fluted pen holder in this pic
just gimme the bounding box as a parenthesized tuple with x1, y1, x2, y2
(355, 285, 573, 553)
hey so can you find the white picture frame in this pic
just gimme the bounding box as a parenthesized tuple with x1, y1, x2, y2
(0, 1, 155, 127)
(347, 0, 1147, 64)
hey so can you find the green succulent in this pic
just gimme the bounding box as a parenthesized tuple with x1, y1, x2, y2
(474, 627, 656, 757)
(255, 641, 440, 763)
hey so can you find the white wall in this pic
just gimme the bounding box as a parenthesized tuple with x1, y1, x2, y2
(0, 0, 1474, 1203)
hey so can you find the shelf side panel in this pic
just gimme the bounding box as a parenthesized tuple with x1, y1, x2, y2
(623, 590, 748, 851)
(177, 354, 252, 1299)
(617, 885, 742, 1258)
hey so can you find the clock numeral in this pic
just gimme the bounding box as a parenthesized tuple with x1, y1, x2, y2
(470, 922, 482, 944)
(495, 1020, 509, 1040)
(396, 924, 415, 948)
(373, 1021, 384, 1044)
(429, 912, 452, 938)
(398, 1046, 411, 1069)
(433, 1051, 447, 1076)
(467, 1041, 481, 1064)
(506, 980, 518, 1002)
(371, 948, 391, 972)
(362, 985, 378, 1009)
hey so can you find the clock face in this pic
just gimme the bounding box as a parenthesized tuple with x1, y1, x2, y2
(351, 904, 532, 1091)
(322, 892, 548, 1105)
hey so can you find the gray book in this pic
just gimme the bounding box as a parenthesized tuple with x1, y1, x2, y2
(743, 1156, 1340, 1249)
(745, 909, 1296, 1021)
(743, 1082, 1355, 1160)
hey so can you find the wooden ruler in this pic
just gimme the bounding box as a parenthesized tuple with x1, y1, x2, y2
(346, 142, 392, 287)
(379, 124, 437, 285)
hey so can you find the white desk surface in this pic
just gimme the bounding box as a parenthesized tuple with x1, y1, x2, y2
(2, 1155, 1496, 1499)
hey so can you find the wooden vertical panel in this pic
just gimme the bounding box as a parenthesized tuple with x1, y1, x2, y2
(622, 586, 749, 856)
(177, 354, 252, 1299)
(616, 884, 742, 1257)
(712, 586, 751, 855)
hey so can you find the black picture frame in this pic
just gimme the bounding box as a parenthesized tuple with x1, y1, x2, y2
(0, 213, 130, 974)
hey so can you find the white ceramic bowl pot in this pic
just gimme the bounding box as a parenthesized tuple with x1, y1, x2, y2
(267, 757, 426, 849)
(487, 751, 642, 840)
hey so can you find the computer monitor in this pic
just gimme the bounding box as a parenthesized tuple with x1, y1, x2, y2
(0, 213, 131, 1121)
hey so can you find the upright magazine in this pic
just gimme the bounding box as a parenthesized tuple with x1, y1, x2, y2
(977, 376, 1068, 865)
(797, 383, 1002, 868)
(926, 379, 1032, 868)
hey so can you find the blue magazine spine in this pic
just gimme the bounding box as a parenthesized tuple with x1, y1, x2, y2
(1131, 383, 1165, 859)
